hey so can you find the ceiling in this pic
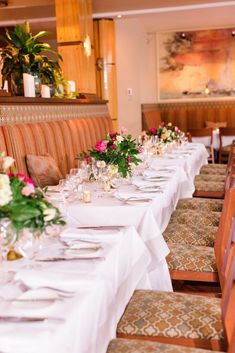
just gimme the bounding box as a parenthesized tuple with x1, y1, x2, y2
(92, 0, 234, 14)
(0, 0, 233, 25)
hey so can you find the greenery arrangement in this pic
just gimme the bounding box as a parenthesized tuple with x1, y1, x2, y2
(0, 21, 63, 95)
(78, 130, 141, 178)
(0, 152, 65, 237)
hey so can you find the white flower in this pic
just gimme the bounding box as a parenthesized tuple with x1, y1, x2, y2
(96, 160, 106, 169)
(43, 207, 56, 222)
(116, 135, 124, 143)
(130, 163, 136, 171)
(107, 164, 118, 175)
(2, 156, 15, 171)
(0, 174, 12, 206)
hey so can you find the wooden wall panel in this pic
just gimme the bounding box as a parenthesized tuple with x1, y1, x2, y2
(94, 19, 118, 126)
(55, 0, 96, 94)
(142, 101, 235, 131)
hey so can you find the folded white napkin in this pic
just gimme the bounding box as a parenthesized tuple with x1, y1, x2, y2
(14, 269, 93, 292)
(114, 190, 155, 201)
(61, 227, 121, 242)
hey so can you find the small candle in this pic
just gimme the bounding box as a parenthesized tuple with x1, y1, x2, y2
(23, 73, 35, 97)
(41, 84, 50, 98)
(83, 190, 91, 203)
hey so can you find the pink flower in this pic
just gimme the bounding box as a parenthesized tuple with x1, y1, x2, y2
(138, 146, 143, 153)
(121, 127, 128, 134)
(175, 126, 180, 133)
(149, 127, 157, 135)
(109, 144, 116, 150)
(24, 176, 34, 185)
(17, 173, 26, 182)
(16, 173, 34, 185)
(95, 140, 107, 152)
(127, 156, 131, 163)
(21, 183, 35, 196)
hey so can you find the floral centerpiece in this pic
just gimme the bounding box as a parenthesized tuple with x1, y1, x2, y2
(0, 152, 65, 244)
(78, 130, 141, 178)
(144, 122, 181, 143)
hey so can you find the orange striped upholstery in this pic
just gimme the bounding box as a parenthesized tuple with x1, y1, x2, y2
(1, 115, 113, 176)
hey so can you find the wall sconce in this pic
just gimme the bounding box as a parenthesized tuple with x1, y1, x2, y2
(83, 35, 91, 57)
(232, 30, 235, 37)
(180, 32, 186, 39)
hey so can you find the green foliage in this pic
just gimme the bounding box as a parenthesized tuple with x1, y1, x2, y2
(0, 21, 62, 86)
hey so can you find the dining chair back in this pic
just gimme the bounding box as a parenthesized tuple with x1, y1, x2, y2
(188, 128, 214, 163)
(215, 188, 235, 288)
(221, 241, 235, 351)
(219, 128, 235, 163)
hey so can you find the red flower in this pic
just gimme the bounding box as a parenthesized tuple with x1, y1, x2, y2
(160, 121, 165, 127)
(109, 132, 118, 140)
(127, 156, 131, 163)
(149, 127, 157, 135)
(109, 144, 116, 150)
(85, 155, 91, 163)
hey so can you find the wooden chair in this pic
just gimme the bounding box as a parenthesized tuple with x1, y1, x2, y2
(167, 187, 235, 286)
(188, 128, 214, 163)
(116, 237, 235, 351)
(193, 149, 235, 199)
(219, 128, 235, 164)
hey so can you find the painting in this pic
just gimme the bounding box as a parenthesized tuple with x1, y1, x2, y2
(157, 28, 235, 101)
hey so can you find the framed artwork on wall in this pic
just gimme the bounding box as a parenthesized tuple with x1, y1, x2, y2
(157, 28, 235, 102)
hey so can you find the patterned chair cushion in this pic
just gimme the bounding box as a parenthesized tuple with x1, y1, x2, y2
(26, 154, 63, 187)
(200, 164, 227, 175)
(170, 209, 221, 227)
(163, 223, 218, 247)
(176, 198, 224, 212)
(107, 339, 221, 353)
(166, 243, 217, 273)
(117, 290, 223, 341)
(195, 175, 226, 183)
(194, 180, 224, 193)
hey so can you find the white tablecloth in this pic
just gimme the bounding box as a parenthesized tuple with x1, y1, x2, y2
(0, 226, 151, 353)
(58, 143, 208, 291)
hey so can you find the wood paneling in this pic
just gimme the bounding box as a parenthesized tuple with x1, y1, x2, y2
(94, 19, 118, 126)
(142, 101, 235, 131)
(55, 0, 96, 94)
(58, 44, 96, 94)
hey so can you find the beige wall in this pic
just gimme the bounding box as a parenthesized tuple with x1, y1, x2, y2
(115, 5, 235, 136)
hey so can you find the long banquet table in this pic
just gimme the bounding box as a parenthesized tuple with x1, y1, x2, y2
(62, 142, 208, 289)
(0, 142, 208, 353)
(0, 227, 151, 353)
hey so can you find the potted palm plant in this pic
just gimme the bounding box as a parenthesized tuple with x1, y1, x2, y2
(0, 21, 62, 96)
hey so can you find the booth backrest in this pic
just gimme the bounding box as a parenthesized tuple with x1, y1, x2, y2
(0, 103, 113, 176)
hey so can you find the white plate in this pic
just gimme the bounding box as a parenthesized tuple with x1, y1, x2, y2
(12, 288, 59, 310)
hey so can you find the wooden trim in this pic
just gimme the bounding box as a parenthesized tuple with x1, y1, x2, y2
(0, 97, 108, 105)
(170, 270, 219, 283)
(117, 333, 227, 351)
(57, 40, 83, 46)
(193, 191, 225, 199)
